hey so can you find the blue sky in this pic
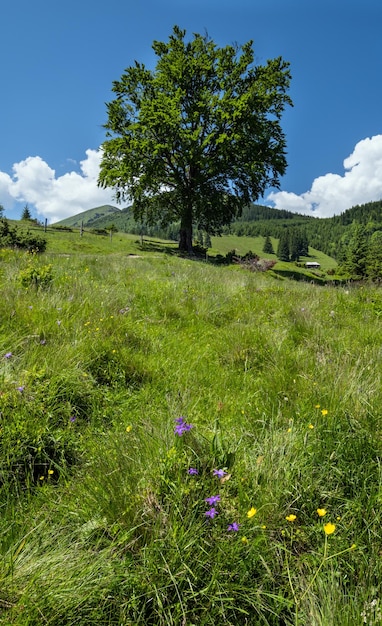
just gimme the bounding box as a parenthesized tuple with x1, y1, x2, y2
(1, 0, 382, 222)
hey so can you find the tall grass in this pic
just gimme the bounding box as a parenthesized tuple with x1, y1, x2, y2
(1, 244, 382, 624)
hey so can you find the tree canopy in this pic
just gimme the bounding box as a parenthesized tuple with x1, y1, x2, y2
(98, 26, 292, 252)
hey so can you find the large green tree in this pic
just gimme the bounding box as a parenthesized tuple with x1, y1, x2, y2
(98, 26, 292, 252)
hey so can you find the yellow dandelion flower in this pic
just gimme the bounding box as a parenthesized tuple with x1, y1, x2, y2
(261, 525, 267, 529)
(126, 425, 132, 433)
(317, 508, 327, 517)
(48, 469, 54, 475)
(247, 507, 257, 518)
(323, 522, 336, 535)
(308, 423, 314, 429)
(286, 514, 297, 522)
(39, 476, 44, 481)
(321, 409, 328, 416)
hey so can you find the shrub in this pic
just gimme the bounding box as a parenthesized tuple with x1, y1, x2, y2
(18, 263, 53, 288)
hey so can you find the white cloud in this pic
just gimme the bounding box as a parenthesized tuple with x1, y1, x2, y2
(0, 171, 14, 209)
(2, 149, 117, 223)
(268, 135, 382, 218)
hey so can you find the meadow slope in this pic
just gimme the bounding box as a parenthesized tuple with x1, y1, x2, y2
(0, 240, 381, 625)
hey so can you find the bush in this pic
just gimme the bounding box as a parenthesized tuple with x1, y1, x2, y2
(0, 218, 47, 252)
(18, 263, 53, 288)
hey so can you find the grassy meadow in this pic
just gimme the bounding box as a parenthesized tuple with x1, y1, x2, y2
(1, 229, 382, 625)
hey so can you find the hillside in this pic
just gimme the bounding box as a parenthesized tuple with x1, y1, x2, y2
(53, 204, 121, 227)
(52, 198, 382, 261)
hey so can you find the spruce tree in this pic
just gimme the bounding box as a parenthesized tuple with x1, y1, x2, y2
(366, 230, 382, 279)
(263, 235, 275, 254)
(342, 223, 368, 278)
(277, 230, 290, 261)
(21, 205, 32, 220)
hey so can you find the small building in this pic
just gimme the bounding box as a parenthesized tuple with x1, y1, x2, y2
(305, 262, 320, 269)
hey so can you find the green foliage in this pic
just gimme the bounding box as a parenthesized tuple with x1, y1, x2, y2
(0, 218, 47, 253)
(21, 205, 32, 220)
(18, 262, 53, 288)
(277, 229, 290, 261)
(262, 234, 274, 254)
(99, 26, 292, 251)
(366, 230, 382, 280)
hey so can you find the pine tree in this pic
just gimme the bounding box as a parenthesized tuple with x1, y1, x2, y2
(342, 223, 368, 278)
(21, 205, 32, 220)
(263, 235, 274, 254)
(277, 230, 290, 261)
(289, 229, 300, 261)
(366, 230, 382, 279)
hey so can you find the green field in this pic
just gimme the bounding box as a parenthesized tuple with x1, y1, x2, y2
(1, 231, 380, 625)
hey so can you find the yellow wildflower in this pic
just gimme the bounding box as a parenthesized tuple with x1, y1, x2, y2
(308, 424, 314, 429)
(48, 469, 54, 475)
(323, 522, 336, 535)
(241, 536, 249, 545)
(286, 514, 297, 522)
(314, 404, 320, 408)
(247, 507, 257, 518)
(321, 409, 328, 416)
(317, 508, 327, 517)
(126, 425, 132, 433)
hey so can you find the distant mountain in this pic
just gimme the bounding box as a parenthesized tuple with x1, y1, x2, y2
(53, 205, 121, 227)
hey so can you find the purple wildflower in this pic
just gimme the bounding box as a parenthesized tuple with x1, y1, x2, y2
(213, 469, 227, 479)
(188, 468, 198, 475)
(40, 339, 46, 345)
(174, 416, 193, 436)
(204, 507, 218, 519)
(69, 416, 76, 423)
(4, 352, 12, 359)
(227, 522, 240, 532)
(16, 386, 25, 393)
(205, 495, 221, 506)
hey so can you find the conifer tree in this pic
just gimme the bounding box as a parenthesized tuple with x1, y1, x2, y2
(21, 205, 32, 220)
(342, 223, 368, 278)
(366, 230, 382, 279)
(277, 230, 290, 261)
(263, 235, 274, 254)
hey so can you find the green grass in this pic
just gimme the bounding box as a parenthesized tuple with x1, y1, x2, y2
(1, 238, 380, 625)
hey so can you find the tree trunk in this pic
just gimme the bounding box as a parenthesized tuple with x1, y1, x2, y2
(178, 203, 193, 253)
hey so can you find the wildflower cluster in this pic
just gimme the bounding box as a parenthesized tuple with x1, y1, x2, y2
(174, 418, 246, 533)
(174, 416, 193, 436)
